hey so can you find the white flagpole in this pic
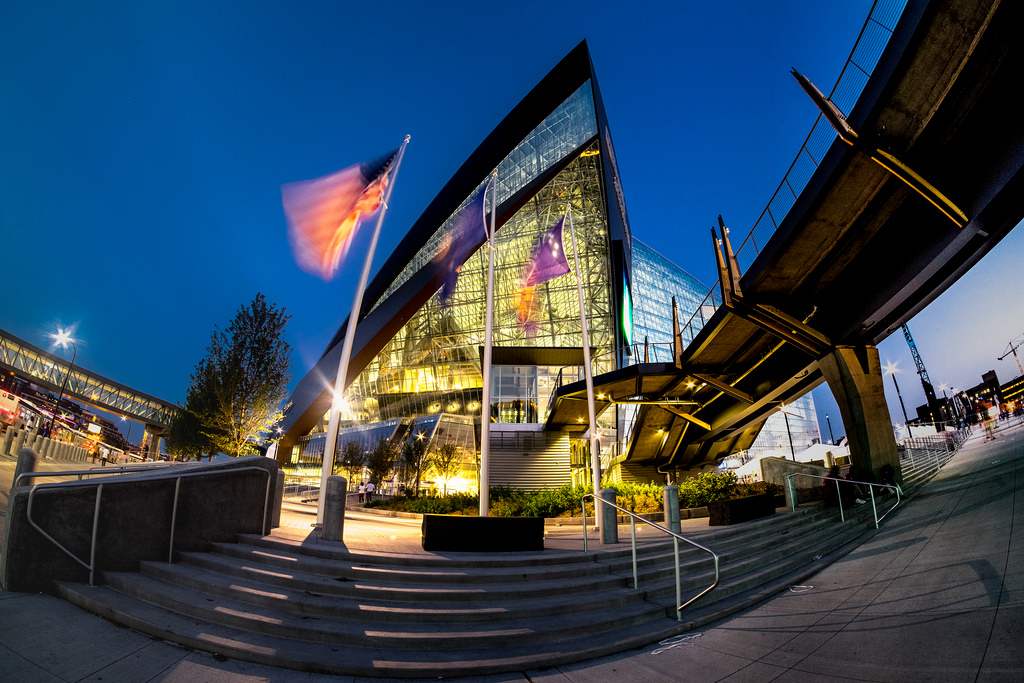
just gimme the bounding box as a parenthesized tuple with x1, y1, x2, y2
(566, 206, 602, 527)
(479, 170, 497, 517)
(318, 135, 410, 526)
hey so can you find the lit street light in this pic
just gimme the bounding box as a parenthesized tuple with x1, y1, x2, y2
(883, 359, 910, 425)
(48, 328, 77, 436)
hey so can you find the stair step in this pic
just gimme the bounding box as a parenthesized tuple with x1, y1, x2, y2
(138, 558, 643, 622)
(179, 548, 629, 603)
(56, 581, 685, 677)
(52, 479, 938, 678)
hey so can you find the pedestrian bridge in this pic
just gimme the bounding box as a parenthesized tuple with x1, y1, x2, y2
(0, 328, 177, 429)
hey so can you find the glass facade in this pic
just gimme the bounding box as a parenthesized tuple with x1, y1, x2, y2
(345, 82, 614, 433)
(630, 240, 713, 362)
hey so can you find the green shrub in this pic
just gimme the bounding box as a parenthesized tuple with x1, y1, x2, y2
(360, 471, 777, 517)
(677, 471, 738, 508)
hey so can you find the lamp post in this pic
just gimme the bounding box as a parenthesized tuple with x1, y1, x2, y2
(883, 360, 910, 424)
(779, 403, 796, 461)
(825, 413, 835, 445)
(48, 329, 77, 436)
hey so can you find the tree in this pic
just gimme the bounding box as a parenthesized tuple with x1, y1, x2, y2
(337, 440, 366, 483)
(178, 293, 292, 458)
(401, 424, 431, 495)
(166, 357, 218, 460)
(365, 436, 399, 490)
(430, 443, 464, 496)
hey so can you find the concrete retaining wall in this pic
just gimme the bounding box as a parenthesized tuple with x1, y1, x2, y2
(1, 455, 280, 593)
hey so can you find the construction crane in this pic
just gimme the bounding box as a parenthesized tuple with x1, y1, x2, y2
(998, 335, 1024, 377)
(902, 324, 939, 417)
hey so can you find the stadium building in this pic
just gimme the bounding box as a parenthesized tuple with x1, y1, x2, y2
(276, 41, 818, 490)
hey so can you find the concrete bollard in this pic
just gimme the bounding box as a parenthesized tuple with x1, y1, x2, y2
(13, 428, 27, 458)
(2, 427, 13, 456)
(599, 488, 618, 545)
(271, 469, 284, 530)
(322, 475, 348, 541)
(12, 447, 38, 488)
(663, 484, 681, 535)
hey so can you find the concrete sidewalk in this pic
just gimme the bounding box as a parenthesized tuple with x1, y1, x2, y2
(2, 423, 1022, 681)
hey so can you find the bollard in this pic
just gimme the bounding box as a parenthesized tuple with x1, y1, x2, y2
(2, 426, 13, 456)
(271, 469, 285, 530)
(13, 428, 27, 458)
(663, 484, 681, 534)
(322, 475, 348, 541)
(599, 488, 618, 544)
(12, 447, 38, 488)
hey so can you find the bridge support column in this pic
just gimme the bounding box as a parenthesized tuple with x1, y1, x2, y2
(143, 426, 164, 461)
(818, 346, 900, 480)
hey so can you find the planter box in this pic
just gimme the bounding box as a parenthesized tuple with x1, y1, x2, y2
(707, 493, 777, 526)
(421, 514, 544, 552)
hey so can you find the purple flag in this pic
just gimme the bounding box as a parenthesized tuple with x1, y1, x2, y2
(435, 181, 489, 305)
(524, 216, 571, 286)
(516, 216, 572, 335)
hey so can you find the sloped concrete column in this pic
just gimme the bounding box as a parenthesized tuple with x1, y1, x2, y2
(818, 345, 900, 479)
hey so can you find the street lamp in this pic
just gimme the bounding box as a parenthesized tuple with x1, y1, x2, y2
(779, 403, 796, 461)
(48, 328, 77, 436)
(825, 413, 835, 445)
(883, 359, 910, 424)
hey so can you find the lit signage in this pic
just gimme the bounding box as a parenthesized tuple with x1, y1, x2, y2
(87, 423, 102, 435)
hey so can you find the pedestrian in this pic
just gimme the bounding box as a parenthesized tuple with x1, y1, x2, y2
(358, 482, 365, 503)
(983, 401, 997, 440)
(365, 480, 375, 502)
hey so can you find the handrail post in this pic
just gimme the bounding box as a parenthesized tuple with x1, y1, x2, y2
(630, 517, 638, 589)
(869, 487, 878, 529)
(673, 536, 682, 622)
(88, 484, 103, 586)
(836, 480, 845, 522)
(169, 477, 182, 564)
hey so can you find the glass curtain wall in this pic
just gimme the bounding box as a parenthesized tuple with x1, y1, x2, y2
(630, 240, 712, 360)
(343, 82, 617, 436)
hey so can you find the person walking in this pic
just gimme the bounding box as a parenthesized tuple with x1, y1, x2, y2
(365, 480, 375, 502)
(358, 482, 365, 503)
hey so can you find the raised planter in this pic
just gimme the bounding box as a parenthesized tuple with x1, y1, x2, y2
(707, 493, 777, 526)
(421, 514, 544, 552)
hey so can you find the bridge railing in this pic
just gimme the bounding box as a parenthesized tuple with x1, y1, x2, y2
(677, 0, 908, 344)
(733, 0, 907, 273)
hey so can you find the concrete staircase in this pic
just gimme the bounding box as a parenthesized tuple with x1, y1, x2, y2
(55, 496, 895, 679)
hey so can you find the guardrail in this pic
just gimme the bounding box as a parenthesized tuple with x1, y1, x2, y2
(580, 493, 719, 619)
(784, 473, 900, 528)
(21, 465, 272, 586)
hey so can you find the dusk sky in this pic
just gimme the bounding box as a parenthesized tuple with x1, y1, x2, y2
(3, 1, 1022, 444)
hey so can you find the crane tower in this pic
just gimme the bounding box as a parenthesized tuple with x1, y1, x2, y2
(902, 324, 940, 419)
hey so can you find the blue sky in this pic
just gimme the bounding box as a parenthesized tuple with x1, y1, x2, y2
(3, 1, 1022, 443)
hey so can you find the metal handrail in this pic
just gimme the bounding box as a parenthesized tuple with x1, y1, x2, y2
(580, 493, 719, 619)
(23, 465, 272, 587)
(15, 464, 175, 486)
(784, 473, 901, 528)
